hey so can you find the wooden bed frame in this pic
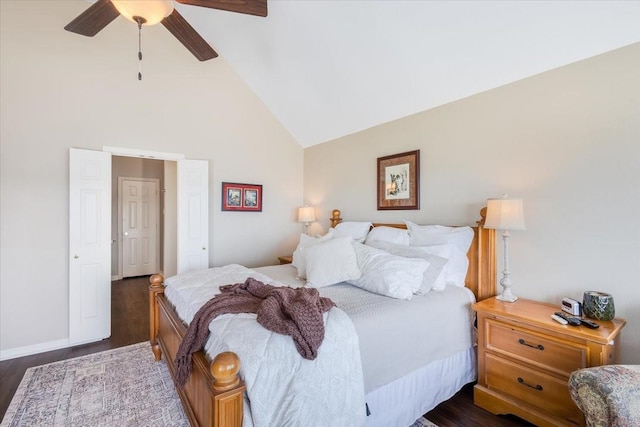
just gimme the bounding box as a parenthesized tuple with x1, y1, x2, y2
(149, 208, 497, 427)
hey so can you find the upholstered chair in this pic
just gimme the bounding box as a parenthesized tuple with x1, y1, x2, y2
(568, 365, 640, 427)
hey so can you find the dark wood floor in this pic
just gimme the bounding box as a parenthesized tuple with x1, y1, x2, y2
(0, 276, 150, 420)
(426, 384, 534, 427)
(0, 276, 533, 426)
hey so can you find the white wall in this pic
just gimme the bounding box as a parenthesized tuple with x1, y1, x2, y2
(305, 43, 640, 363)
(0, 1, 303, 354)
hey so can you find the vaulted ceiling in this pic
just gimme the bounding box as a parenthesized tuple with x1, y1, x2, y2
(100, 1, 640, 147)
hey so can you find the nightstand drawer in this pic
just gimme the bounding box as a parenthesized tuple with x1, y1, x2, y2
(485, 353, 582, 424)
(486, 320, 586, 376)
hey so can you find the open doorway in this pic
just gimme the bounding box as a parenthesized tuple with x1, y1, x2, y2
(111, 156, 166, 280)
(69, 148, 207, 345)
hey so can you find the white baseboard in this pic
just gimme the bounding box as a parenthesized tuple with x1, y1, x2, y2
(111, 275, 122, 281)
(0, 338, 71, 361)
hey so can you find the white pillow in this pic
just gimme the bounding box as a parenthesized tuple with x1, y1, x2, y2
(291, 228, 334, 279)
(417, 243, 469, 288)
(348, 242, 429, 299)
(405, 221, 474, 253)
(366, 240, 449, 293)
(364, 226, 410, 246)
(333, 221, 372, 243)
(304, 237, 361, 288)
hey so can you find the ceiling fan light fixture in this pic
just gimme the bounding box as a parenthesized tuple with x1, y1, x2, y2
(111, 0, 174, 26)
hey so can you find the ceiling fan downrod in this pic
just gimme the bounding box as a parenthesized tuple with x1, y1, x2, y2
(134, 16, 146, 81)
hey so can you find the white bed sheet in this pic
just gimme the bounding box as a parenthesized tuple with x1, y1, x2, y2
(364, 347, 476, 427)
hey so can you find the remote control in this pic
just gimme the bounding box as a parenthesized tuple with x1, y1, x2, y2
(580, 318, 600, 329)
(551, 314, 568, 325)
(554, 311, 582, 326)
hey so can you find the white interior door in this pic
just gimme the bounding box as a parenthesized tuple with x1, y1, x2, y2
(177, 159, 209, 273)
(121, 179, 159, 278)
(69, 148, 111, 345)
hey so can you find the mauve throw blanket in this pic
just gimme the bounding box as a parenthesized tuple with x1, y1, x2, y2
(175, 277, 335, 387)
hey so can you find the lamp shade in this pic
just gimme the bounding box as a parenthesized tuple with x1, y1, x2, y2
(111, 0, 174, 25)
(484, 197, 527, 231)
(298, 206, 316, 223)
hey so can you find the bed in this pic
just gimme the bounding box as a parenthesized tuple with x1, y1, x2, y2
(148, 208, 497, 427)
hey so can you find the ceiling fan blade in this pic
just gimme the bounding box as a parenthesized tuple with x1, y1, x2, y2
(176, 0, 267, 17)
(64, 0, 120, 37)
(162, 10, 218, 61)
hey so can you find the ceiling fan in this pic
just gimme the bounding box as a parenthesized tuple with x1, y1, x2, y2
(65, 0, 267, 61)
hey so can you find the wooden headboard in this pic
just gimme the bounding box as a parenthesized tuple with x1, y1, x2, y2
(329, 208, 497, 301)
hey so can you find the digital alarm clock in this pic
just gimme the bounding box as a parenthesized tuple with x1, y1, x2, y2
(561, 297, 582, 316)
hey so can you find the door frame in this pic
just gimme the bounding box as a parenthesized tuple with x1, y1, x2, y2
(117, 177, 160, 280)
(103, 146, 185, 162)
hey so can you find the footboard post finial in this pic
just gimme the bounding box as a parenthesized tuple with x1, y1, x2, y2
(211, 352, 241, 391)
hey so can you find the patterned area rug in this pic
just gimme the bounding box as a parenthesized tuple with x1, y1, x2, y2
(410, 416, 439, 427)
(1, 343, 187, 427)
(2, 342, 438, 426)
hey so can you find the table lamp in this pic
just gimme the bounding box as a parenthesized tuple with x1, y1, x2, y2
(484, 196, 527, 302)
(298, 205, 316, 235)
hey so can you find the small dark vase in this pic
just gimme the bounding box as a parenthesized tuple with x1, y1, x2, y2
(583, 291, 615, 321)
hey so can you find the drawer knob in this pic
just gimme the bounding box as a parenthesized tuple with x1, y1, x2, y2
(517, 377, 543, 391)
(518, 338, 544, 351)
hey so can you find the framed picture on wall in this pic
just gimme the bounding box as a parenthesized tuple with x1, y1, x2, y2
(377, 150, 420, 210)
(221, 182, 262, 212)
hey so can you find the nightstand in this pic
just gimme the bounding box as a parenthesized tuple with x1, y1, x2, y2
(277, 255, 293, 265)
(473, 297, 626, 427)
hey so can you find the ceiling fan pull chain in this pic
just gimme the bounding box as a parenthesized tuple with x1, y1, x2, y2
(136, 17, 144, 81)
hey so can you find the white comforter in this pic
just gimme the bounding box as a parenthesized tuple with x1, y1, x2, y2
(256, 264, 476, 393)
(164, 264, 366, 427)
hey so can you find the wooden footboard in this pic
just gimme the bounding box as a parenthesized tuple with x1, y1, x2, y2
(149, 275, 246, 427)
